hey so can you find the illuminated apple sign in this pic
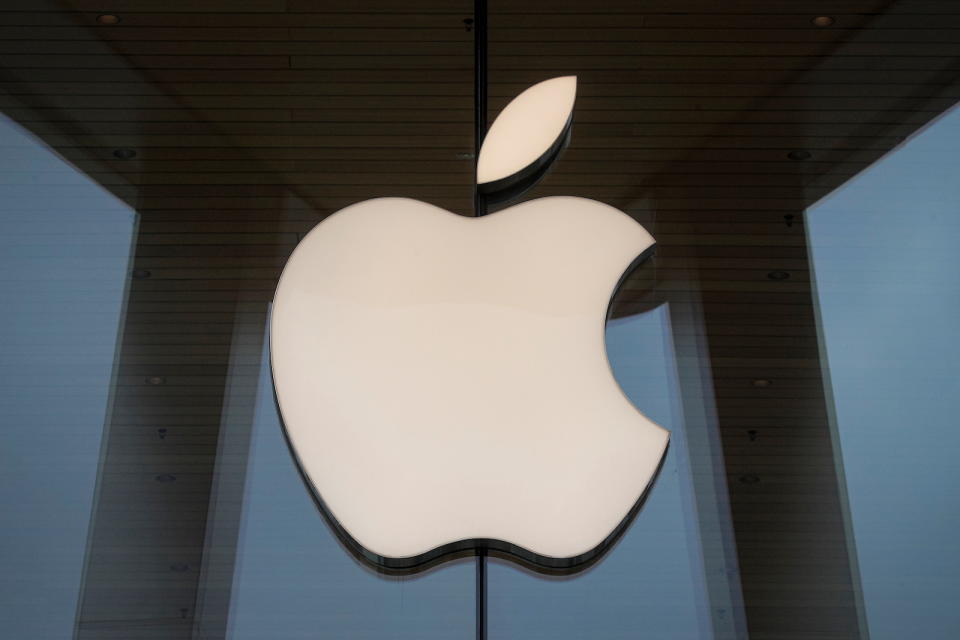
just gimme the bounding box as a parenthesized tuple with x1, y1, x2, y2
(270, 76, 669, 574)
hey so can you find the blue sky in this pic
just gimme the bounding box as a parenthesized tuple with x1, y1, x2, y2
(0, 115, 135, 638)
(807, 103, 960, 639)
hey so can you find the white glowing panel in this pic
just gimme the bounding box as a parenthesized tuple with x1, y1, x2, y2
(271, 76, 669, 571)
(271, 197, 668, 563)
(477, 76, 577, 186)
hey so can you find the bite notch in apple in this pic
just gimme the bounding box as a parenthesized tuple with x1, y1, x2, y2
(270, 76, 670, 574)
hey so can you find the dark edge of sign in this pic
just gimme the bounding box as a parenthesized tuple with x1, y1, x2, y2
(477, 113, 573, 212)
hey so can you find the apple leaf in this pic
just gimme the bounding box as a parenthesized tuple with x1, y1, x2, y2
(477, 76, 577, 187)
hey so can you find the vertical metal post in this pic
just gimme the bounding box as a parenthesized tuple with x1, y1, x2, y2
(476, 547, 488, 640)
(474, 2, 489, 637)
(473, 0, 488, 219)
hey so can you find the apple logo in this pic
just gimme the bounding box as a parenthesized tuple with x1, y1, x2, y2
(270, 76, 669, 574)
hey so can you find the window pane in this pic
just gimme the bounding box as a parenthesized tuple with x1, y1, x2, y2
(0, 114, 135, 638)
(808, 104, 960, 640)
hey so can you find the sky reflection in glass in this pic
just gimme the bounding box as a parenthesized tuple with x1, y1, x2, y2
(0, 114, 135, 638)
(808, 103, 960, 640)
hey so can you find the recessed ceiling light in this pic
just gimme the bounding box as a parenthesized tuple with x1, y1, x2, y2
(132, 268, 151, 279)
(811, 16, 835, 27)
(752, 379, 772, 388)
(455, 151, 475, 160)
(145, 376, 166, 386)
(155, 474, 177, 483)
(767, 271, 790, 281)
(787, 150, 811, 161)
(113, 148, 137, 160)
(97, 14, 121, 25)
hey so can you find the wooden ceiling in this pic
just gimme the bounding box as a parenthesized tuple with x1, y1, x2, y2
(3, 1, 960, 638)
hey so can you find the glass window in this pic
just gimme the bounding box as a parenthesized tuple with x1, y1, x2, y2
(808, 104, 960, 640)
(1, 2, 958, 639)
